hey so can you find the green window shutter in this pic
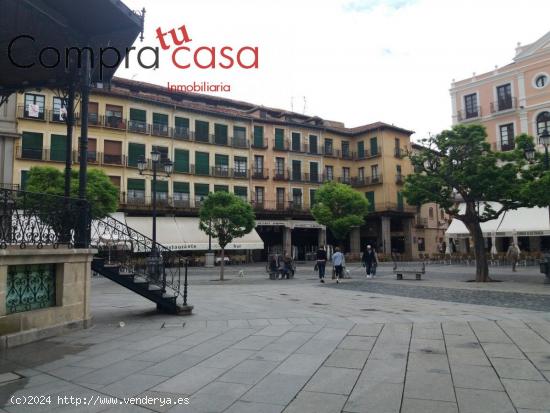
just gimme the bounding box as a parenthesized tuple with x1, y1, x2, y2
(292, 132, 301, 151)
(50, 134, 66, 161)
(195, 120, 209, 140)
(357, 141, 365, 158)
(214, 185, 229, 192)
(292, 188, 302, 197)
(153, 113, 168, 125)
(175, 117, 189, 128)
(366, 191, 375, 212)
(234, 126, 246, 138)
(370, 137, 378, 156)
(310, 189, 317, 206)
(253, 126, 264, 147)
(194, 183, 210, 196)
(234, 186, 247, 196)
(22, 131, 43, 149)
(128, 143, 145, 167)
(173, 182, 189, 193)
(155, 180, 168, 193)
(20, 170, 29, 190)
(127, 178, 145, 191)
(397, 191, 404, 210)
(174, 149, 189, 173)
(309, 135, 318, 153)
(214, 124, 228, 145)
(292, 160, 301, 180)
(130, 108, 146, 122)
(275, 128, 284, 149)
(215, 154, 229, 166)
(195, 152, 210, 175)
(309, 162, 318, 175)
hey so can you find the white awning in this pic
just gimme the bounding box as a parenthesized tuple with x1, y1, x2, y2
(124, 216, 264, 251)
(445, 203, 550, 238)
(256, 219, 325, 229)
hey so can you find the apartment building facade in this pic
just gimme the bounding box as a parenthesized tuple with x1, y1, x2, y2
(12, 77, 428, 260)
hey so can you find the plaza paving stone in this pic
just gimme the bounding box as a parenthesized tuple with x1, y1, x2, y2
(1, 263, 550, 412)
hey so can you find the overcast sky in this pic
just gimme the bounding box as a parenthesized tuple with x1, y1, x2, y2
(117, 0, 550, 140)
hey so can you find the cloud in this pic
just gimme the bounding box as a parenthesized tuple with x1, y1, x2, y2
(344, 0, 417, 12)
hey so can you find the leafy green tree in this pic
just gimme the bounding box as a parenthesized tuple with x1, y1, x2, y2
(26, 166, 118, 219)
(403, 124, 530, 282)
(311, 181, 370, 248)
(199, 191, 255, 281)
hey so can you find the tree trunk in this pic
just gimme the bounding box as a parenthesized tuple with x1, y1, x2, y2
(220, 247, 225, 281)
(465, 220, 490, 282)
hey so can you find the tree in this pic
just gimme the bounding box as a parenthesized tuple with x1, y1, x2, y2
(199, 191, 255, 281)
(403, 124, 530, 282)
(311, 181, 370, 247)
(26, 166, 118, 219)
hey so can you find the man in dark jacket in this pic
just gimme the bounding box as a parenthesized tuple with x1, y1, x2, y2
(316, 246, 327, 283)
(361, 244, 379, 278)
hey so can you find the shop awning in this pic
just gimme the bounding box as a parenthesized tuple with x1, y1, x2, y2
(256, 219, 325, 229)
(445, 203, 550, 238)
(124, 216, 264, 251)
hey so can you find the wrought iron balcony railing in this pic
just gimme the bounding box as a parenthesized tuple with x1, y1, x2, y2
(251, 169, 269, 179)
(457, 107, 481, 121)
(490, 97, 517, 113)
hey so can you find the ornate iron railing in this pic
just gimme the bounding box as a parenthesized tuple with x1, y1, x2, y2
(0, 188, 90, 249)
(90, 214, 188, 304)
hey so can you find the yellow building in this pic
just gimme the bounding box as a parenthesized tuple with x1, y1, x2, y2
(12, 77, 430, 260)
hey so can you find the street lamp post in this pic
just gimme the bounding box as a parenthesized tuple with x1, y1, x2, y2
(540, 128, 550, 170)
(138, 150, 173, 292)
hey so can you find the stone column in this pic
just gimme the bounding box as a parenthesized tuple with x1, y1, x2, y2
(283, 226, 292, 256)
(403, 218, 413, 260)
(318, 228, 327, 248)
(381, 216, 391, 255)
(350, 227, 360, 255)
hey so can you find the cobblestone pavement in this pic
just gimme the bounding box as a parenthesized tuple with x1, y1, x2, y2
(1, 265, 550, 413)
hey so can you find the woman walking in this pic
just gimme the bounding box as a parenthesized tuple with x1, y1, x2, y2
(362, 244, 379, 278)
(316, 246, 327, 283)
(331, 247, 345, 284)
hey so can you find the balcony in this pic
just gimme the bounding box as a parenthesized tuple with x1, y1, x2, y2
(490, 97, 517, 113)
(415, 217, 428, 227)
(251, 139, 268, 149)
(17, 105, 46, 121)
(16, 146, 45, 161)
(395, 174, 404, 184)
(350, 175, 384, 187)
(195, 133, 215, 144)
(338, 176, 352, 185)
(103, 115, 127, 130)
(231, 137, 249, 148)
(232, 168, 249, 179)
(303, 173, 322, 184)
(457, 107, 481, 121)
(272, 139, 290, 151)
(152, 123, 170, 137)
(212, 166, 230, 178)
(120, 193, 198, 210)
(251, 199, 311, 214)
(103, 153, 124, 166)
(128, 120, 150, 134)
(324, 147, 335, 157)
(191, 164, 211, 176)
(251, 169, 269, 179)
(173, 126, 192, 140)
(273, 169, 290, 181)
(340, 151, 355, 161)
(290, 171, 304, 182)
(394, 147, 406, 158)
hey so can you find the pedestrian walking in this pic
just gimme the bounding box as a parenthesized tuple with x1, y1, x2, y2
(361, 244, 379, 278)
(282, 253, 294, 279)
(506, 243, 520, 272)
(316, 246, 327, 283)
(332, 247, 345, 284)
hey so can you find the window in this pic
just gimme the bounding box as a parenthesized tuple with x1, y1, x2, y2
(496, 84, 512, 111)
(397, 192, 404, 211)
(274, 128, 285, 150)
(418, 237, 425, 252)
(194, 183, 210, 206)
(155, 181, 169, 202)
(310, 189, 317, 206)
(127, 143, 145, 167)
(341, 141, 350, 158)
(129, 108, 147, 133)
(499, 123, 515, 151)
(152, 145, 169, 163)
(173, 182, 190, 206)
(195, 120, 210, 142)
(234, 156, 248, 178)
(357, 141, 365, 159)
(20, 170, 29, 190)
(358, 167, 365, 181)
(309, 135, 318, 154)
(21, 132, 43, 159)
(324, 139, 333, 155)
(370, 137, 378, 156)
(109, 176, 121, 190)
(50, 134, 66, 162)
(342, 167, 350, 183)
(104, 140, 122, 165)
(429, 207, 434, 219)
(24, 93, 45, 119)
(152, 113, 169, 136)
(276, 188, 285, 209)
(214, 185, 229, 192)
(309, 162, 319, 182)
(275, 157, 285, 177)
(292, 188, 303, 208)
(106, 105, 124, 129)
(233, 126, 247, 147)
(325, 165, 334, 181)
(396, 164, 402, 182)
(174, 117, 190, 139)
(52, 97, 67, 122)
(292, 160, 301, 181)
(195, 152, 210, 175)
(214, 154, 229, 176)
(535, 74, 548, 88)
(234, 186, 248, 201)
(174, 149, 190, 173)
(88, 102, 99, 125)
(291, 132, 301, 152)
(394, 138, 401, 157)
(127, 179, 145, 203)
(536, 112, 550, 135)
(371, 164, 379, 179)
(79, 138, 97, 163)
(365, 191, 375, 212)
(253, 125, 264, 148)
(464, 93, 478, 118)
(254, 155, 264, 177)
(255, 187, 264, 204)
(215, 123, 228, 145)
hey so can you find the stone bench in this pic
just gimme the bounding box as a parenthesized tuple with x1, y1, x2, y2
(393, 261, 425, 280)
